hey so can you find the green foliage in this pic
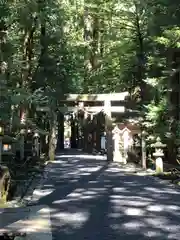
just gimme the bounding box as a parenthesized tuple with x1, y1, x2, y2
(1, 0, 180, 163)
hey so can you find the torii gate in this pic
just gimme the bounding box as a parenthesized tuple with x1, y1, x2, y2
(58, 92, 129, 155)
(37, 92, 129, 114)
(37, 92, 138, 161)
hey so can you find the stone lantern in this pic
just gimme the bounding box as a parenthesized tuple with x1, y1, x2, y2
(151, 137, 166, 173)
(141, 130, 148, 169)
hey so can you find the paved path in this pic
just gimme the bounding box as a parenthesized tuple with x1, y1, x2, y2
(27, 151, 180, 240)
(3, 151, 180, 239)
(0, 205, 52, 240)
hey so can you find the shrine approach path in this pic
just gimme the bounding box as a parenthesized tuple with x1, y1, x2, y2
(30, 150, 180, 240)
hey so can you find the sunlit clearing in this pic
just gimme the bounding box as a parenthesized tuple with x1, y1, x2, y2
(123, 220, 145, 230)
(84, 190, 97, 195)
(110, 197, 151, 207)
(167, 205, 180, 210)
(67, 192, 82, 198)
(51, 160, 65, 164)
(145, 217, 169, 226)
(52, 189, 101, 204)
(147, 204, 164, 212)
(53, 199, 71, 204)
(79, 172, 91, 176)
(163, 188, 180, 195)
(43, 184, 54, 188)
(105, 167, 122, 173)
(145, 218, 180, 235)
(168, 233, 180, 239)
(79, 166, 102, 172)
(40, 207, 59, 214)
(88, 187, 106, 192)
(40, 207, 50, 213)
(52, 211, 89, 228)
(88, 180, 98, 184)
(143, 230, 163, 237)
(113, 187, 129, 193)
(34, 189, 54, 196)
(56, 154, 106, 160)
(124, 207, 145, 216)
(144, 187, 180, 195)
(31, 188, 54, 203)
(65, 188, 104, 201)
(111, 195, 154, 201)
(74, 188, 84, 193)
(81, 195, 95, 200)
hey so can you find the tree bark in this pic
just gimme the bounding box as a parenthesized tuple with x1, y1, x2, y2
(134, 4, 147, 105)
(57, 112, 64, 150)
(48, 110, 57, 161)
(20, 16, 37, 124)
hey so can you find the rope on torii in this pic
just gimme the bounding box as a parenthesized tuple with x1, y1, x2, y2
(72, 103, 106, 120)
(83, 108, 105, 119)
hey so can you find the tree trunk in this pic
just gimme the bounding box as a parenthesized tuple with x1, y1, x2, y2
(48, 110, 57, 161)
(167, 48, 180, 164)
(20, 16, 37, 124)
(34, 0, 47, 89)
(83, 5, 101, 92)
(70, 114, 77, 148)
(0, 20, 10, 125)
(57, 112, 64, 150)
(134, 4, 147, 105)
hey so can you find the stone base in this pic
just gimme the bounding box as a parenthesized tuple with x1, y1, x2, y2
(155, 157, 163, 173)
(113, 151, 126, 164)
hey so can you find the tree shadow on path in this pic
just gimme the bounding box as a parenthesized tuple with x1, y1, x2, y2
(3, 151, 180, 239)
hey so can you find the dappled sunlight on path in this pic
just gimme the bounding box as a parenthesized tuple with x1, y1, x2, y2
(30, 151, 180, 239)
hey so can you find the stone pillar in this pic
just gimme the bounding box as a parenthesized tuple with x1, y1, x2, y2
(95, 114, 101, 152)
(70, 113, 77, 148)
(77, 112, 83, 149)
(141, 131, 147, 169)
(98, 112, 105, 153)
(33, 130, 40, 157)
(121, 127, 132, 164)
(101, 133, 106, 151)
(112, 126, 123, 162)
(104, 99, 113, 161)
(77, 102, 84, 149)
(104, 99, 111, 117)
(106, 126, 113, 162)
(88, 113, 94, 153)
(83, 111, 89, 151)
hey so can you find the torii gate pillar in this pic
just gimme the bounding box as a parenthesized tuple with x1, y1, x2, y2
(104, 99, 113, 162)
